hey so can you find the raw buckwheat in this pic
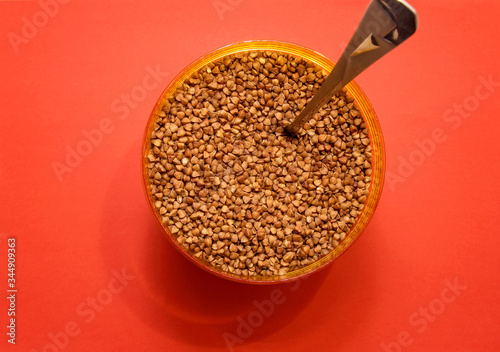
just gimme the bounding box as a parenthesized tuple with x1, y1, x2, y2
(146, 50, 372, 277)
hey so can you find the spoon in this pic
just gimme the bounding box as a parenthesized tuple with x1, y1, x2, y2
(285, 0, 418, 135)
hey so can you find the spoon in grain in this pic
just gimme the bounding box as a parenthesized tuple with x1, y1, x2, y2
(285, 0, 418, 136)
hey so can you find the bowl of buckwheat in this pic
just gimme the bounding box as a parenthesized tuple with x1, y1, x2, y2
(142, 41, 385, 284)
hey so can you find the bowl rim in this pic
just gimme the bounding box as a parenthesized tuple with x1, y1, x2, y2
(141, 40, 385, 285)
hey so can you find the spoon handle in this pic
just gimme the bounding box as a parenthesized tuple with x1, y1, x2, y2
(285, 0, 418, 136)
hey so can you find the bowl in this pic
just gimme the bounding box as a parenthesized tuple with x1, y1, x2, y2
(142, 40, 385, 284)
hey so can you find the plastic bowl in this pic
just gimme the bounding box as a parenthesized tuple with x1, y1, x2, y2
(142, 40, 385, 284)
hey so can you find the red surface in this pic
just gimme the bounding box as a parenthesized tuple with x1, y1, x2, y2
(1, 0, 499, 351)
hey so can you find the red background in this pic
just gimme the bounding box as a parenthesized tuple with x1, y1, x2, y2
(1, 0, 499, 351)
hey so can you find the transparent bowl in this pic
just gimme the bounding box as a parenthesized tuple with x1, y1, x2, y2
(142, 40, 385, 284)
